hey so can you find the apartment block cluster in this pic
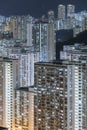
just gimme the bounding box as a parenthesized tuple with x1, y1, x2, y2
(0, 4, 87, 130)
(56, 4, 87, 36)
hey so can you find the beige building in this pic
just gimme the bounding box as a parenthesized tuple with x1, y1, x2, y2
(14, 87, 34, 130)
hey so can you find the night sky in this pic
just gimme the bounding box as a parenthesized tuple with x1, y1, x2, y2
(0, 0, 87, 17)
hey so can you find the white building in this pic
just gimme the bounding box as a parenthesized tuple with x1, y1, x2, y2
(0, 58, 19, 130)
(19, 53, 34, 87)
(67, 4, 75, 17)
(26, 22, 33, 46)
(9, 50, 40, 88)
(58, 4, 66, 20)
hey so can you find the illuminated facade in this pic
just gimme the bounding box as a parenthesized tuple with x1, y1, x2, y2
(14, 87, 34, 130)
(34, 60, 87, 130)
(33, 22, 48, 61)
(67, 63, 82, 130)
(34, 62, 67, 130)
(9, 52, 35, 88)
(0, 58, 19, 130)
(19, 53, 34, 87)
(17, 16, 27, 41)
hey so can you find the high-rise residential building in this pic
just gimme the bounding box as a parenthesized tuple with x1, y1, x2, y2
(4, 22, 11, 32)
(0, 57, 19, 130)
(19, 52, 34, 87)
(21, 16, 27, 41)
(28, 87, 34, 130)
(9, 52, 35, 87)
(47, 10, 56, 61)
(60, 44, 87, 61)
(48, 10, 55, 23)
(47, 22, 56, 61)
(72, 11, 87, 36)
(17, 16, 27, 41)
(0, 15, 5, 25)
(33, 20, 56, 62)
(58, 4, 66, 20)
(26, 22, 33, 46)
(9, 49, 40, 88)
(34, 59, 87, 130)
(14, 86, 34, 130)
(33, 22, 49, 61)
(67, 4, 75, 17)
(57, 4, 76, 31)
(67, 61, 87, 130)
(10, 16, 18, 39)
(82, 17, 87, 31)
(34, 62, 67, 130)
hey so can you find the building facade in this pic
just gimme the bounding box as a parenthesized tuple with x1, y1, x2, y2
(34, 62, 67, 130)
(14, 87, 34, 130)
(34, 60, 87, 130)
(0, 58, 19, 130)
(67, 5, 75, 17)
